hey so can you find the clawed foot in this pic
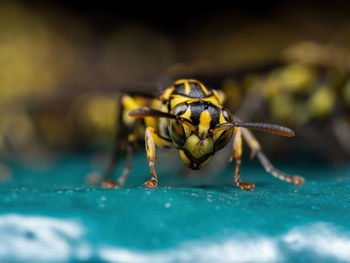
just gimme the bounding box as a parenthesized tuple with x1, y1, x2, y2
(102, 180, 120, 189)
(238, 182, 255, 191)
(290, 175, 305, 186)
(143, 179, 158, 188)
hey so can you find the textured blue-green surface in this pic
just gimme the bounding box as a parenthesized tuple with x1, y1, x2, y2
(1, 153, 350, 262)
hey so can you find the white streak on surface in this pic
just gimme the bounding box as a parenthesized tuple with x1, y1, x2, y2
(284, 222, 350, 261)
(100, 238, 278, 263)
(0, 214, 90, 262)
(0, 214, 350, 262)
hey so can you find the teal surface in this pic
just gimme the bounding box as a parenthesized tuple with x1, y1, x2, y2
(1, 153, 350, 262)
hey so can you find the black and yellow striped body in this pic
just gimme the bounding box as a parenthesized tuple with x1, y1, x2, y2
(121, 79, 233, 170)
(102, 78, 303, 190)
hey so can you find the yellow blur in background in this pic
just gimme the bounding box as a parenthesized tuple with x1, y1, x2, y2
(1, 0, 350, 165)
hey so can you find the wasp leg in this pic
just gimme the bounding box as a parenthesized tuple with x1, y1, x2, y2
(102, 145, 131, 188)
(102, 118, 143, 188)
(230, 127, 255, 191)
(101, 95, 144, 188)
(240, 127, 304, 185)
(144, 127, 173, 188)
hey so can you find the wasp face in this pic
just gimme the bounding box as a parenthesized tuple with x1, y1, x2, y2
(168, 101, 234, 170)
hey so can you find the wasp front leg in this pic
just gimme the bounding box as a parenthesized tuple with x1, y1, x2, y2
(144, 127, 173, 188)
(230, 127, 255, 191)
(144, 127, 158, 188)
(241, 127, 304, 185)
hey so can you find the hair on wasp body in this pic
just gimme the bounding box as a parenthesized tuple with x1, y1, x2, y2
(100, 79, 304, 191)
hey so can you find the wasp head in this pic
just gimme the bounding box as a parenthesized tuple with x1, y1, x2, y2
(168, 101, 234, 170)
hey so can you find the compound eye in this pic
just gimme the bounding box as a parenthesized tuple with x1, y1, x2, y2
(213, 109, 233, 151)
(222, 108, 233, 122)
(169, 103, 190, 146)
(169, 119, 186, 146)
(213, 127, 233, 152)
(172, 103, 188, 116)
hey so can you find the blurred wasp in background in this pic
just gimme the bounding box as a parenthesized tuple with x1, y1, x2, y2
(212, 42, 350, 162)
(100, 79, 304, 190)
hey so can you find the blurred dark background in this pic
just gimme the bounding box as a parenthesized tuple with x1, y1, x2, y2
(1, 0, 350, 180)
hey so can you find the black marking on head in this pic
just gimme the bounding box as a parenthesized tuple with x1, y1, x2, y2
(189, 101, 221, 129)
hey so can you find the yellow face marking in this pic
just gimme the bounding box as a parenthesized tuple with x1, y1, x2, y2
(219, 111, 226, 125)
(198, 111, 211, 138)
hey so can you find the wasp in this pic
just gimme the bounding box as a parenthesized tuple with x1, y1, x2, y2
(101, 79, 304, 190)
